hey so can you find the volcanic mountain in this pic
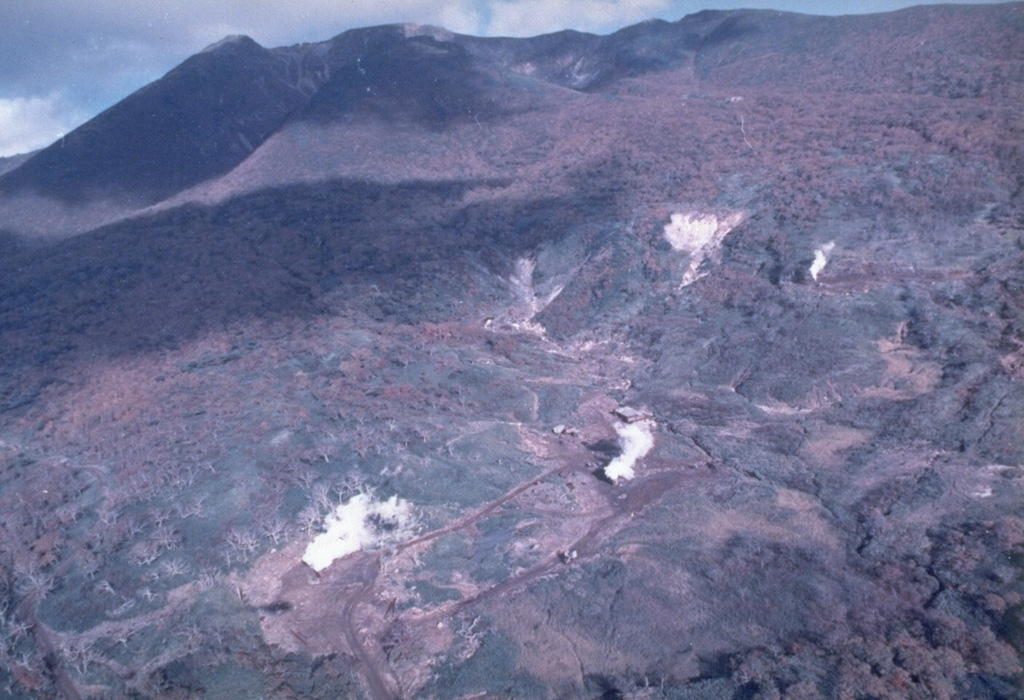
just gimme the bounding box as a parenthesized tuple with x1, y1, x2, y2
(0, 4, 1023, 700)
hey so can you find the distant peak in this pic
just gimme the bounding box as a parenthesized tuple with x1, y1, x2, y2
(401, 23, 455, 42)
(201, 34, 260, 53)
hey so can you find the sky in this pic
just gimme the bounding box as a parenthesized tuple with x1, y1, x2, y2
(0, 0, 1016, 157)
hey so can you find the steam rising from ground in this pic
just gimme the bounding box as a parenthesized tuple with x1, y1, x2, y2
(603, 420, 655, 482)
(810, 241, 836, 281)
(302, 493, 415, 572)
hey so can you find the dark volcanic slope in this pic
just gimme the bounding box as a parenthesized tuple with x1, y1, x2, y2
(0, 36, 312, 206)
(1, 5, 1024, 700)
(2, 3, 1022, 232)
(302, 35, 520, 127)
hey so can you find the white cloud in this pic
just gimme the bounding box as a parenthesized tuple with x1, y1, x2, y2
(484, 0, 671, 37)
(0, 94, 87, 157)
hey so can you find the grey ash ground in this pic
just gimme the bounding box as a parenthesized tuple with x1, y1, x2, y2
(1, 4, 1023, 699)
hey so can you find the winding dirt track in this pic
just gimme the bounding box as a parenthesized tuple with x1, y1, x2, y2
(334, 442, 699, 700)
(336, 455, 589, 700)
(17, 421, 699, 700)
(340, 554, 400, 700)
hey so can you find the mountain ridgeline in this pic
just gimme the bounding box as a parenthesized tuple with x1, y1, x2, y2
(1, 4, 1022, 226)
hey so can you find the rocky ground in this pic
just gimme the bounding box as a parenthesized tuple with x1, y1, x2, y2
(0, 4, 1023, 699)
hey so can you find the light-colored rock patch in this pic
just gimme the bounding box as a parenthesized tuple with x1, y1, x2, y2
(861, 322, 941, 400)
(664, 211, 746, 286)
(800, 424, 869, 468)
(504, 256, 565, 335)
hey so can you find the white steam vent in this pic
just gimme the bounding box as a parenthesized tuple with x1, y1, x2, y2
(603, 420, 655, 483)
(302, 493, 415, 572)
(501, 256, 566, 335)
(664, 212, 746, 287)
(810, 241, 836, 281)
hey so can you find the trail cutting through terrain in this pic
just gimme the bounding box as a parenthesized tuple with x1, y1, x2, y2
(248, 419, 704, 700)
